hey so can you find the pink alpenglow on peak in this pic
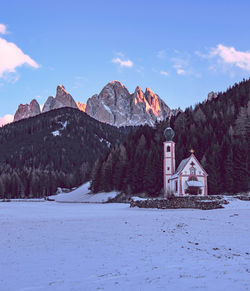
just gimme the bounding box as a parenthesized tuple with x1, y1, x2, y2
(11, 81, 176, 126)
(86, 81, 171, 127)
(76, 102, 86, 112)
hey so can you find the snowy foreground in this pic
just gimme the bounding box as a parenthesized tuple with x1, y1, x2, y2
(49, 182, 119, 203)
(0, 200, 250, 291)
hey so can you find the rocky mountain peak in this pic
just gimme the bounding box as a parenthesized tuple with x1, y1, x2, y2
(76, 102, 86, 112)
(133, 86, 145, 103)
(86, 82, 171, 127)
(109, 80, 126, 88)
(56, 85, 67, 96)
(12, 81, 172, 127)
(14, 99, 41, 122)
(42, 85, 78, 113)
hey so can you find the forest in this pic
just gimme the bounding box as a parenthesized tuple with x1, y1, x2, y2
(91, 78, 250, 196)
(0, 108, 130, 198)
(0, 79, 249, 198)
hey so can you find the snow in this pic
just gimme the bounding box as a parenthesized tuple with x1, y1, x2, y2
(99, 137, 111, 148)
(51, 130, 60, 136)
(0, 200, 250, 291)
(51, 121, 68, 136)
(60, 121, 68, 129)
(131, 196, 148, 201)
(49, 182, 118, 203)
(102, 103, 112, 114)
(186, 180, 203, 187)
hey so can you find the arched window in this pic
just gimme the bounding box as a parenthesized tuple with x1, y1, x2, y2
(167, 146, 171, 152)
(175, 181, 178, 192)
(190, 167, 196, 175)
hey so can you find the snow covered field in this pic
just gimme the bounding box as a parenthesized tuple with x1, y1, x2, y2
(0, 200, 250, 291)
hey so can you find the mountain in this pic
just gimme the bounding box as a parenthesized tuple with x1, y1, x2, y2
(91, 78, 250, 196)
(0, 107, 130, 198)
(76, 102, 86, 112)
(42, 85, 78, 112)
(13, 81, 172, 126)
(14, 99, 41, 122)
(86, 81, 171, 127)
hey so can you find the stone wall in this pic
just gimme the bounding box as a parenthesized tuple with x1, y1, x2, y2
(130, 196, 228, 210)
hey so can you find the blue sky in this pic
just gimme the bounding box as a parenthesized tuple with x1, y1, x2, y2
(1, 0, 250, 124)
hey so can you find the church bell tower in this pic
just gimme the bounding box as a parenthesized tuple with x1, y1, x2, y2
(163, 127, 175, 197)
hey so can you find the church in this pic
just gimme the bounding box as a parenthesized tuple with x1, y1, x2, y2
(163, 127, 208, 197)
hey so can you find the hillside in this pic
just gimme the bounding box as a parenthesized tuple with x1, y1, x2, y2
(0, 107, 130, 198)
(91, 78, 250, 195)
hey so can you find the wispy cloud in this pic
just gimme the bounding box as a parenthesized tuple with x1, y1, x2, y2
(0, 37, 40, 79)
(157, 50, 167, 59)
(210, 44, 250, 71)
(0, 24, 7, 34)
(0, 114, 14, 127)
(112, 57, 133, 68)
(171, 55, 200, 77)
(160, 71, 169, 77)
(172, 57, 189, 75)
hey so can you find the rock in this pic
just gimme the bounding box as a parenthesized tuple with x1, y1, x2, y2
(42, 85, 78, 113)
(207, 91, 218, 101)
(86, 80, 171, 127)
(14, 99, 41, 122)
(170, 107, 182, 116)
(76, 102, 86, 112)
(42, 96, 55, 113)
(130, 196, 225, 210)
(13, 81, 172, 126)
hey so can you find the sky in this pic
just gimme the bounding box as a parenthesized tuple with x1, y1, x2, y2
(0, 0, 250, 125)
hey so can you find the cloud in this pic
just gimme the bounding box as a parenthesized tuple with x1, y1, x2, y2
(209, 44, 250, 71)
(0, 114, 14, 127)
(171, 56, 200, 77)
(172, 58, 189, 75)
(157, 50, 167, 59)
(0, 37, 40, 78)
(0, 24, 7, 34)
(174, 66, 186, 75)
(112, 57, 133, 68)
(160, 71, 169, 77)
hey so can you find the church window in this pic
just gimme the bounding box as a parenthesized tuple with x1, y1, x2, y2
(190, 167, 196, 175)
(175, 181, 178, 192)
(167, 146, 171, 152)
(167, 167, 170, 170)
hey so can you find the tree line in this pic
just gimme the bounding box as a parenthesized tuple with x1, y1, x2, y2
(0, 107, 129, 198)
(91, 78, 250, 195)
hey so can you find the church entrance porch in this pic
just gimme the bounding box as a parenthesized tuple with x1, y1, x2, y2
(185, 180, 203, 195)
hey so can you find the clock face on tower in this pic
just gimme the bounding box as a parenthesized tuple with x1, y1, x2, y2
(164, 127, 175, 141)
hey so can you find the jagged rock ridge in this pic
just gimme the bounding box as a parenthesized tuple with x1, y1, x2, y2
(14, 99, 41, 122)
(86, 81, 171, 127)
(42, 85, 78, 112)
(13, 81, 173, 126)
(76, 102, 86, 112)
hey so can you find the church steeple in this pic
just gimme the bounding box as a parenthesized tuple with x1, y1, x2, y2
(163, 127, 175, 197)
